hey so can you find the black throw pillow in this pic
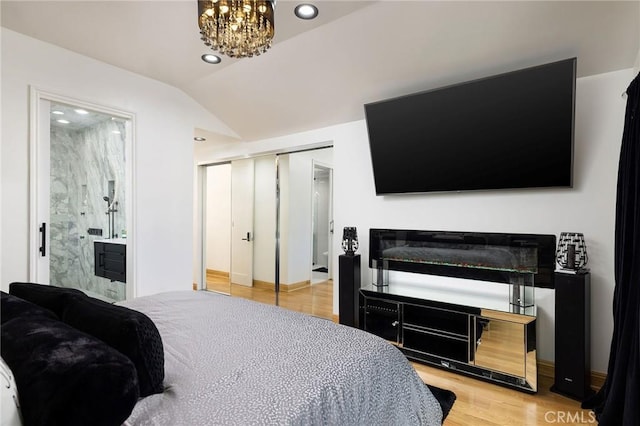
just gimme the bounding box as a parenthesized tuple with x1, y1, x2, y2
(1, 315, 139, 426)
(9, 282, 86, 318)
(1, 291, 57, 324)
(63, 296, 165, 397)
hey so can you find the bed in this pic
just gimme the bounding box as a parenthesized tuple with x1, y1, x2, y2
(1, 284, 443, 426)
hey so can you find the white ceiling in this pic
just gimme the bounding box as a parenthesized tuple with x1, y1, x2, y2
(3, 1, 639, 146)
(49, 102, 113, 131)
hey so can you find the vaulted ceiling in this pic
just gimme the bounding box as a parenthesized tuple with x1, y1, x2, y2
(2, 1, 639, 146)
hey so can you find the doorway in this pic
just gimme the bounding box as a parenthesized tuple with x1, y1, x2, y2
(311, 163, 333, 284)
(30, 89, 134, 301)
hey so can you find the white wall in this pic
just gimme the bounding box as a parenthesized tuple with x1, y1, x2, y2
(1, 28, 234, 297)
(197, 68, 634, 373)
(205, 164, 231, 273)
(338, 69, 631, 373)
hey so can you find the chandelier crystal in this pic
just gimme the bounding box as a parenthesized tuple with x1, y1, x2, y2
(198, 0, 275, 58)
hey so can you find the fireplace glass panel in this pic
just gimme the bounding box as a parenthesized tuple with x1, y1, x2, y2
(369, 229, 556, 289)
(380, 241, 538, 274)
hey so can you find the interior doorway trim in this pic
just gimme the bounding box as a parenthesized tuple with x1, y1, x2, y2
(310, 159, 333, 284)
(28, 87, 136, 299)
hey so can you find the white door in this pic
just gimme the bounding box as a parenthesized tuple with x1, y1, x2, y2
(231, 158, 255, 286)
(33, 98, 52, 283)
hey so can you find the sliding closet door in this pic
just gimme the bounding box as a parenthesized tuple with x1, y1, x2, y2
(251, 156, 277, 293)
(276, 148, 334, 317)
(204, 164, 232, 294)
(228, 155, 277, 305)
(230, 158, 255, 287)
(203, 149, 334, 314)
(203, 156, 278, 304)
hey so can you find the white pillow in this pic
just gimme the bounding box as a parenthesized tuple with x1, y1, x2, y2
(0, 357, 22, 426)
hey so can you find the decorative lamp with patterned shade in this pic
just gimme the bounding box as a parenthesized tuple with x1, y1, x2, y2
(555, 232, 588, 271)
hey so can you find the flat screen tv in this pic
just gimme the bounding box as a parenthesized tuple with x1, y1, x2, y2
(365, 58, 576, 195)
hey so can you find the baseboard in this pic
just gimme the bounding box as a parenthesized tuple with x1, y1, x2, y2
(202, 275, 311, 292)
(538, 359, 606, 391)
(253, 280, 310, 292)
(206, 269, 229, 278)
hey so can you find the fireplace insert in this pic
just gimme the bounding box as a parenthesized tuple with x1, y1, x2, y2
(369, 229, 556, 289)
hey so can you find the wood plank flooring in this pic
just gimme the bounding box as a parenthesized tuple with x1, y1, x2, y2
(205, 273, 593, 425)
(206, 272, 333, 319)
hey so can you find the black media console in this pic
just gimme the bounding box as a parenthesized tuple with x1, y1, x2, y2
(356, 229, 556, 393)
(360, 285, 537, 392)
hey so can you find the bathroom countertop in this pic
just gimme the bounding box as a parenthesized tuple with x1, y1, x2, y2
(94, 238, 127, 245)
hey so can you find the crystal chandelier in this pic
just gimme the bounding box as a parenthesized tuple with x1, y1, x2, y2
(198, 0, 275, 58)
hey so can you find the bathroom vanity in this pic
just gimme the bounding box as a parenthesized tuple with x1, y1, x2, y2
(94, 239, 126, 283)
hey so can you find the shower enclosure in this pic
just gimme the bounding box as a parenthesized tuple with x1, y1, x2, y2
(47, 101, 128, 301)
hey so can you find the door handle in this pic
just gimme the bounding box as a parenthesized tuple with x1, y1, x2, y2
(39, 223, 46, 257)
(241, 232, 251, 242)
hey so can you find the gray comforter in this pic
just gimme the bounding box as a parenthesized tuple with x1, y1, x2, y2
(120, 291, 442, 425)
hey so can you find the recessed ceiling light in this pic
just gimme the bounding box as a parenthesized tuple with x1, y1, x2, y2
(112, 130, 121, 134)
(294, 3, 318, 19)
(57, 119, 70, 124)
(194, 137, 206, 142)
(201, 54, 221, 64)
(74, 109, 89, 115)
(52, 110, 64, 115)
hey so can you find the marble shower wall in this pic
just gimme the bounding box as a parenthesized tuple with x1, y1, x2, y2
(50, 118, 126, 301)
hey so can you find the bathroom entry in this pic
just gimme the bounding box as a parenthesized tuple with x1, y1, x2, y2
(311, 163, 333, 284)
(30, 91, 133, 302)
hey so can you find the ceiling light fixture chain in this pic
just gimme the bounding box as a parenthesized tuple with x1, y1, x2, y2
(198, 0, 275, 58)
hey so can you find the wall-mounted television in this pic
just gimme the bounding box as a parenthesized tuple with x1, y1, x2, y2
(365, 58, 576, 195)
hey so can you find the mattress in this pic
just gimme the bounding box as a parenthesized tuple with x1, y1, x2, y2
(120, 291, 442, 425)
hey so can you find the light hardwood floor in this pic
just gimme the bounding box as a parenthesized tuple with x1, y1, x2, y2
(205, 273, 593, 425)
